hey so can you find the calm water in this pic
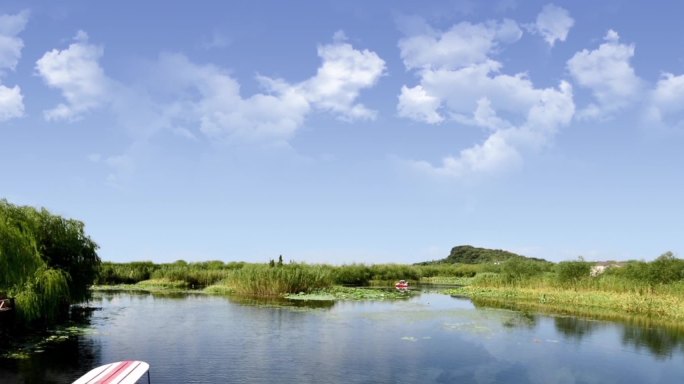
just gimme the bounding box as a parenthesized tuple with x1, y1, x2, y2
(2, 290, 684, 383)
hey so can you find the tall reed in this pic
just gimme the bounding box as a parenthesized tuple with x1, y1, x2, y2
(218, 264, 332, 296)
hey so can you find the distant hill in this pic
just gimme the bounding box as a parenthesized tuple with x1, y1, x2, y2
(418, 245, 547, 265)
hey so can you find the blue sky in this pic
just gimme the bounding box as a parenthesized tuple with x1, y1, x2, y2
(2, 1, 683, 264)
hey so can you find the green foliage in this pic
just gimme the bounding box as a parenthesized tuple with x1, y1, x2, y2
(607, 252, 684, 286)
(415, 263, 482, 278)
(556, 260, 591, 284)
(367, 264, 421, 282)
(331, 264, 373, 285)
(645, 252, 684, 284)
(500, 258, 547, 283)
(220, 263, 332, 296)
(151, 260, 244, 287)
(96, 261, 156, 284)
(0, 199, 101, 326)
(98, 262, 484, 291)
(33, 210, 100, 302)
(14, 268, 69, 323)
(422, 245, 547, 265)
(0, 211, 43, 289)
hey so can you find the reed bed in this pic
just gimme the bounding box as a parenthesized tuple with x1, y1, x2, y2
(447, 285, 684, 323)
(96, 261, 473, 292)
(211, 264, 333, 297)
(96, 260, 245, 287)
(447, 255, 684, 324)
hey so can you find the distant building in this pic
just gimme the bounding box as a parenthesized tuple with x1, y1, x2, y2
(590, 261, 625, 277)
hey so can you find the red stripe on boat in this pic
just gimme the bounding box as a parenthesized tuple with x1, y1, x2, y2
(93, 360, 135, 384)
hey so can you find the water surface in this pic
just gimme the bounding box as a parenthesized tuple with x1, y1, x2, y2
(2, 291, 684, 383)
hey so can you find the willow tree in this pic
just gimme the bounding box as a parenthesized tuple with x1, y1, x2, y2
(31, 209, 100, 302)
(0, 199, 96, 324)
(0, 213, 43, 290)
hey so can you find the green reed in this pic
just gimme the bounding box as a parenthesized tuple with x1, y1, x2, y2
(211, 263, 333, 297)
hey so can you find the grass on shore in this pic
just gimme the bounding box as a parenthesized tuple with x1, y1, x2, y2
(446, 285, 684, 327)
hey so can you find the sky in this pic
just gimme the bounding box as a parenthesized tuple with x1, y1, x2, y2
(1, 1, 683, 264)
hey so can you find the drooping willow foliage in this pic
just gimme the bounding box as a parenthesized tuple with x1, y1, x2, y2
(13, 268, 70, 323)
(0, 199, 100, 325)
(0, 217, 43, 289)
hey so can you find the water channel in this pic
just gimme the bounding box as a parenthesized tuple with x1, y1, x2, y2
(1, 290, 684, 383)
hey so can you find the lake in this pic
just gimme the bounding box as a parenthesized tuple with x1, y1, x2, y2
(2, 290, 684, 383)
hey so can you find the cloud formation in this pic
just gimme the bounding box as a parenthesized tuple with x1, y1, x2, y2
(36, 31, 385, 144)
(149, 52, 310, 143)
(567, 30, 643, 120)
(140, 36, 385, 143)
(0, 10, 28, 121)
(645, 73, 684, 130)
(297, 37, 386, 120)
(34, 32, 385, 181)
(35, 31, 112, 121)
(398, 18, 522, 71)
(398, 18, 575, 179)
(529, 4, 574, 47)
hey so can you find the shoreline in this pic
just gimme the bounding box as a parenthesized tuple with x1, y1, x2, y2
(446, 285, 684, 330)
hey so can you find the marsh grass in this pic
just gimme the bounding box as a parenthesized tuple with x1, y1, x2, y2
(447, 285, 684, 326)
(97, 261, 477, 295)
(209, 264, 333, 297)
(446, 255, 684, 324)
(97, 260, 245, 287)
(419, 276, 475, 285)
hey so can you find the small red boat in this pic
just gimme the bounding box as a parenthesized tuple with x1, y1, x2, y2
(395, 280, 409, 290)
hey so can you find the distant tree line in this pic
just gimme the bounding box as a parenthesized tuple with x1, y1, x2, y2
(0, 199, 100, 327)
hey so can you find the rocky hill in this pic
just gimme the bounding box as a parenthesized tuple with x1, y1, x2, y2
(418, 245, 547, 264)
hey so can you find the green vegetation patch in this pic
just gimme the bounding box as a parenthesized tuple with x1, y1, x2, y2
(421, 245, 548, 265)
(286, 286, 413, 301)
(1, 199, 100, 326)
(91, 279, 194, 295)
(446, 286, 684, 327)
(419, 276, 475, 285)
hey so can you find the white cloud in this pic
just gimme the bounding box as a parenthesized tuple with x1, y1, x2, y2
(0, 10, 28, 121)
(0, 84, 23, 121)
(645, 73, 684, 130)
(35, 31, 112, 121)
(409, 81, 574, 178)
(398, 85, 444, 123)
(297, 40, 385, 120)
(0, 10, 28, 72)
(36, 32, 385, 186)
(567, 30, 643, 120)
(98, 33, 385, 148)
(530, 4, 574, 47)
(469, 97, 514, 131)
(411, 131, 522, 178)
(398, 19, 575, 179)
(141, 52, 309, 143)
(133, 35, 384, 143)
(398, 18, 522, 70)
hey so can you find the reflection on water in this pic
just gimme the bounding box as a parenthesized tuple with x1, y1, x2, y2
(2, 291, 684, 383)
(551, 314, 684, 359)
(554, 316, 604, 341)
(0, 305, 102, 384)
(622, 325, 684, 360)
